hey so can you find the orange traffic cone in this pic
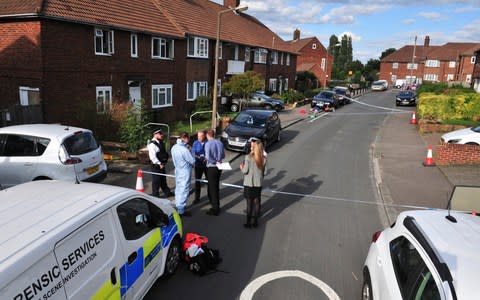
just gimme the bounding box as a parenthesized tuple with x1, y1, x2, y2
(423, 145, 436, 167)
(136, 169, 145, 192)
(410, 112, 417, 124)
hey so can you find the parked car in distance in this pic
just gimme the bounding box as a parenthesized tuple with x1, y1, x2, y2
(0, 180, 182, 300)
(311, 91, 340, 110)
(363, 208, 480, 300)
(0, 124, 107, 188)
(333, 86, 352, 105)
(441, 126, 480, 145)
(371, 81, 387, 91)
(395, 79, 406, 88)
(221, 109, 281, 153)
(395, 90, 416, 106)
(229, 92, 284, 112)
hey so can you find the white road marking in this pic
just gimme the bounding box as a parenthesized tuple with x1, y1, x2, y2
(308, 112, 329, 122)
(239, 270, 341, 300)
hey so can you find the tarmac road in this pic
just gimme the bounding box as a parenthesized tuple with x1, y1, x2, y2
(139, 91, 399, 300)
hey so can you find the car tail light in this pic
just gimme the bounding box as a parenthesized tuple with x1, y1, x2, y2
(58, 146, 82, 165)
(64, 157, 82, 165)
(372, 231, 382, 243)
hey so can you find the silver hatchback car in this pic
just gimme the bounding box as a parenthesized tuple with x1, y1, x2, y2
(0, 124, 107, 188)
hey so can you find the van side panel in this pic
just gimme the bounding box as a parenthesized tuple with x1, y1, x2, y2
(53, 211, 126, 300)
(0, 252, 66, 300)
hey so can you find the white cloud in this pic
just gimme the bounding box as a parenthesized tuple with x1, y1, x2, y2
(454, 19, 480, 41)
(417, 12, 442, 21)
(339, 31, 362, 42)
(319, 4, 389, 24)
(402, 18, 415, 25)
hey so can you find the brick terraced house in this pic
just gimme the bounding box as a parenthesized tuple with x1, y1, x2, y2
(472, 48, 480, 93)
(287, 29, 332, 88)
(380, 36, 480, 87)
(0, 0, 297, 129)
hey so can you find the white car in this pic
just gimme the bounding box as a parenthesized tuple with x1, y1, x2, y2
(371, 81, 387, 91)
(363, 206, 480, 299)
(0, 124, 107, 188)
(441, 126, 480, 145)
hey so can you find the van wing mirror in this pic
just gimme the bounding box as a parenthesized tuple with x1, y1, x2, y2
(448, 186, 480, 212)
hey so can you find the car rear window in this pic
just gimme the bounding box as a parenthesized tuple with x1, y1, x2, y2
(63, 132, 99, 155)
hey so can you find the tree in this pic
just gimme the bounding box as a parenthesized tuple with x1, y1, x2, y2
(380, 48, 396, 60)
(222, 71, 264, 99)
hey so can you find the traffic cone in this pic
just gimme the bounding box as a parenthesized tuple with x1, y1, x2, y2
(410, 112, 417, 124)
(136, 169, 145, 192)
(423, 145, 436, 167)
(299, 108, 306, 115)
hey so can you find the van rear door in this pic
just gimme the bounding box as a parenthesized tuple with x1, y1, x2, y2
(53, 210, 129, 300)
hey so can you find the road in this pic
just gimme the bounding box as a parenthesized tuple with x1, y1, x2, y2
(108, 90, 400, 299)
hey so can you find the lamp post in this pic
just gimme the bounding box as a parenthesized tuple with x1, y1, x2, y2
(211, 4, 248, 130)
(324, 43, 341, 88)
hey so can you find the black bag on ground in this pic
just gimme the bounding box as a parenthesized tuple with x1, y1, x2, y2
(188, 245, 222, 276)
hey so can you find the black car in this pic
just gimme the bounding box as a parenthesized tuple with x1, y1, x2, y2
(220, 109, 281, 153)
(229, 92, 285, 112)
(311, 91, 340, 110)
(333, 87, 352, 105)
(395, 90, 416, 106)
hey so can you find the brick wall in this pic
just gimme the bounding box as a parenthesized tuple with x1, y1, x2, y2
(436, 143, 480, 165)
(379, 62, 425, 85)
(296, 38, 330, 87)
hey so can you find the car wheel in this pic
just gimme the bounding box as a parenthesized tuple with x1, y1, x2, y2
(265, 104, 273, 110)
(230, 103, 239, 112)
(163, 237, 181, 278)
(361, 269, 373, 300)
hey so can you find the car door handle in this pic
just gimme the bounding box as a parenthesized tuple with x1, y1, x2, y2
(128, 252, 137, 265)
(24, 162, 34, 166)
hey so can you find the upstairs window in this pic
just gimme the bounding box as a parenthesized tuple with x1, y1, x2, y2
(312, 43, 317, 49)
(152, 37, 174, 59)
(245, 47, 251, 62)
(407, 63, 418, 70)
(96, 86, 112, 113)
(218, 42, 223, 59)
(425, 60, 440, 67)
(392, 62, 398, 69)
(131, 33, 138, 58)
(280, 53, 284, 65)
(449, 61, 456, 68)
(321, 58, 326, 70)
(286, 53, 291, 66)
(95, 28, 114, 55)
(187, 36, 209, 58)
(234, 45, 239, 60)
(271, 51, 278, 64)
(187, 81, 208, 101)
(472, 56, 476, 64)
(254, 48, 268, 64)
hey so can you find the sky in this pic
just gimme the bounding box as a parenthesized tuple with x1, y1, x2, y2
(212, 0, 480, 63)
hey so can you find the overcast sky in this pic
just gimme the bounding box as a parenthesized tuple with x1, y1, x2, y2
(212, 0, 480, 63)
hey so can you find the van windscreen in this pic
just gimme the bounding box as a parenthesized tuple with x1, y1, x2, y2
(63, 132, 99, 155)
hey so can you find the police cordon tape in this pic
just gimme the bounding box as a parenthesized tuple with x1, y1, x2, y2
(141, 170, 440, 211)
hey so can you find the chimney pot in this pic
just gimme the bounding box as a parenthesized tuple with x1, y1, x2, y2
(293, 29, 300, 40)
(223, 0, 240, 8)
(424, 35, 430, 47)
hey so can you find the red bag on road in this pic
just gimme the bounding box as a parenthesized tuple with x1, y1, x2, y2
(182, 233, 208, 261)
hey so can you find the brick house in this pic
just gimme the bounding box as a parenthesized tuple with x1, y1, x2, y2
(0, 0, 297, 130)
(287, 29, 332, 88)
(473, 48, 480, 93)
(380, 36, 480, 86)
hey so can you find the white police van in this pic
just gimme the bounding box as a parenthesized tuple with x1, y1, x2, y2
(0, 181, 182, 300)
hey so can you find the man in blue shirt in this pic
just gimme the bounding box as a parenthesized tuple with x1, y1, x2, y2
(204, 129, 225, 216)
(191, 130, 207, 204)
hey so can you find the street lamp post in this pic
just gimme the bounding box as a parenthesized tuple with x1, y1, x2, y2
(211, 5, 248, 130)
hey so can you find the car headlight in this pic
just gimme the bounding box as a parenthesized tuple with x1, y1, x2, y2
(448, 139, 461, 144)
(396, 97, 401, 100)
(221, 131, 229, 139)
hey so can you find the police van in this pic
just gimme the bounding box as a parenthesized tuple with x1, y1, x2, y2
(0, 181, 182, 300)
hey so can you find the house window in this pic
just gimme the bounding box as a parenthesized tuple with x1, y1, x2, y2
(269, 78, 277, 92)
(19, 86, 40, 106)
(186, 81, 208, 101)
(245, 47, 250, 62)
(187, 36, 209, 58)
(321, 58, 326, 70)
(312, 43, 317, 50)
(449, 61, 456, 68)
(254, 48, 268, 64)
(284, 78, 289, 91)
(286, 53, 290, 66)
(234, 45, 239, 60)
(218, 42, 223, 59)
(425, 60, 440, 67)
(466, 74, 472, 83)
(271, 51, 278, 64)
(152, 37, 174, 59)
(447, 74, 454, 81)
(130, 33, 138, 58)
(423, 74, 438, 81)
(280, 53, 284, 65)
(471, 56, 476, 64)
(95, 28, 114, 55)
(96, 86, 112, 113)
(152, 84, 173, 108)
(407, 63, 418, 70)
(392, 62, 398, 69)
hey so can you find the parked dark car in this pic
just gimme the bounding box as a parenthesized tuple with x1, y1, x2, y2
(395, 90, 416, 106)
(229, 92, 284, 112)
(311, 91, 340, 110)
(333, 87, 352, 105)
(220, 109, 281, 153)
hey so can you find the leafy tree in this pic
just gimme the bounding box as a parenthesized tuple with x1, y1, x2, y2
(222, 71, 264, 99)
(380, 48, 396, 60)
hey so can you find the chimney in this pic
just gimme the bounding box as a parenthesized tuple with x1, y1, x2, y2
(424, 36, 430, 47)
(224, 0, 240, 8)
(293, 29, 300, 41)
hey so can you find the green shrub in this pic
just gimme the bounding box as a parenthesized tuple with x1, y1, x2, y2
(192, 95, 213, 120)
(304, 89, 317, 98)
(280, 90, 305, 103)
(417, 92, 480, 122)
(119, 100, 152, 152)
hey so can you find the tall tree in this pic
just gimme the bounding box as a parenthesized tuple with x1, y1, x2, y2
(380, 48, 396, 60)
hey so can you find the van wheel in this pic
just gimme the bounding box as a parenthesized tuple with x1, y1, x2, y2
(230, 103, 239, 112)
(361, 269, 373, 300)
(163, 237, 181, 278)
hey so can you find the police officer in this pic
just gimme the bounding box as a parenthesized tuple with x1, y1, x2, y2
(148, 128, 174, 198)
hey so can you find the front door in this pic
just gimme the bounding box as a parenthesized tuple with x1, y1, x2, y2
(129, 86, 141, 109)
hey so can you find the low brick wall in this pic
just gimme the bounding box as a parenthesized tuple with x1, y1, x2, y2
(435, 143, 480, 165)
(418, 121, 466, 133)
